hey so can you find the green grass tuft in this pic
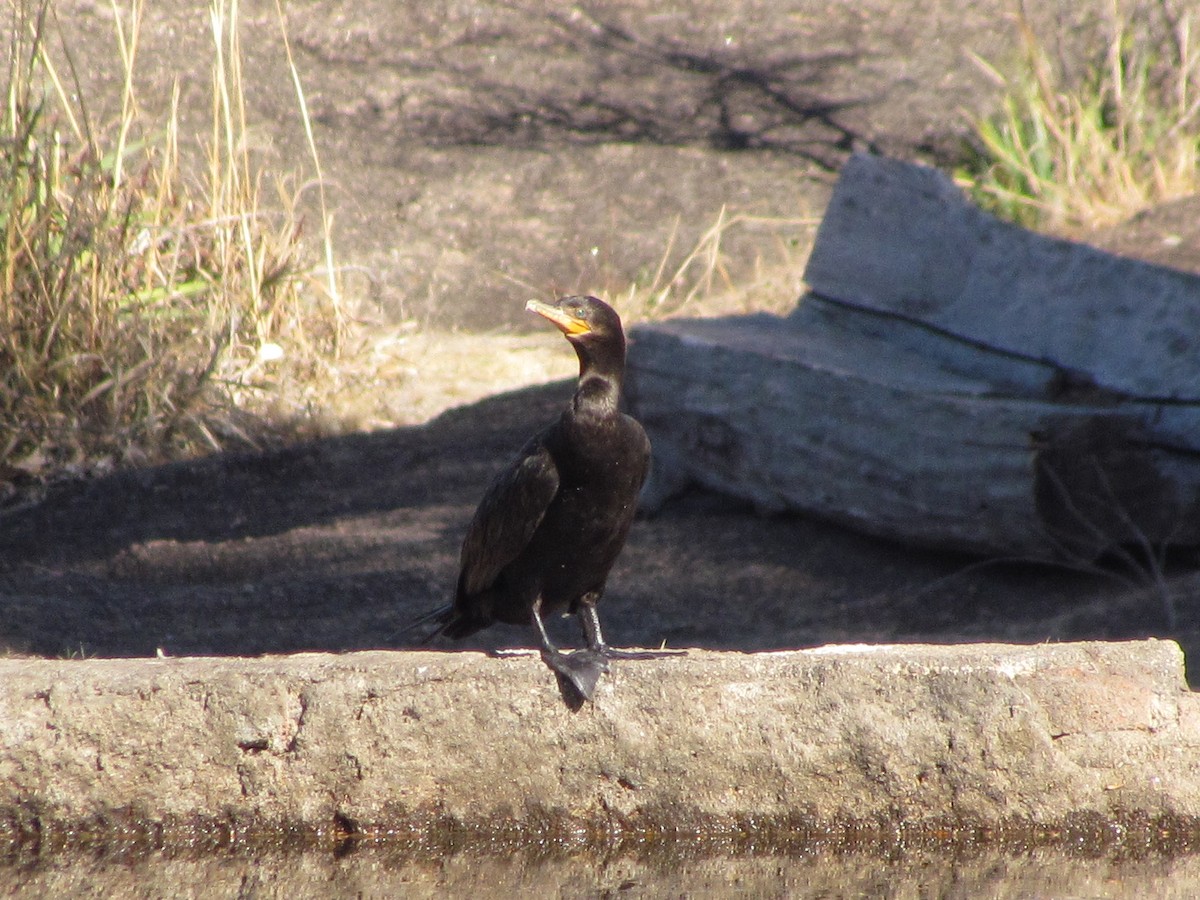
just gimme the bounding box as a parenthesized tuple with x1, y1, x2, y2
(959, 0, 1200, 234)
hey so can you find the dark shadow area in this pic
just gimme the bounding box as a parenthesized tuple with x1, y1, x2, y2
(1, 382, 1196, 678)
(0, 382, 570, 565)
(0, 382, 569, 658)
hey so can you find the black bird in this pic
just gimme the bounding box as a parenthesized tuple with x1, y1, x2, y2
(407, 295, 657, 700)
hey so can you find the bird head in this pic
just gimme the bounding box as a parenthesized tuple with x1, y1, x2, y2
(527, 295, 629, 406)
(525, 295, 625, 346)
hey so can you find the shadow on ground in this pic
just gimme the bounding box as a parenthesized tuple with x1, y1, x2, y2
(1, 384, 1195, 679)
(344, 6, 881, 167)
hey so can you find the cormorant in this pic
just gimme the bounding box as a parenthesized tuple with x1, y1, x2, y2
(406, 295, 657, 700)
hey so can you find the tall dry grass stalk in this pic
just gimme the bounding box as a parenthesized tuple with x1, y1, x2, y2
(605, 208, 815, 322)
(0, 0, 341, 500)
(961, 0, 1200, 233)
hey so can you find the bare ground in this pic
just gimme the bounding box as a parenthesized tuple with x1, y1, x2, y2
(3, 376, 1198, 683)
(3, 0, 1199, 680)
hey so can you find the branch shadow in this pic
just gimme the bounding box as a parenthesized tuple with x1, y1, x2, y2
(322, 5, 881, 169)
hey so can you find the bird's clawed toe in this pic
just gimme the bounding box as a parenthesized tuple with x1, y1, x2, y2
(599, 647, 688, 661)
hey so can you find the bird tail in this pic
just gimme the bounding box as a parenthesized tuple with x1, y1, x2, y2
(389, 603, 456, 645)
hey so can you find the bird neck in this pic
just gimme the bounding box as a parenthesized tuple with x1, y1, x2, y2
(571, 341, 624, 417)
(573, 372, 621, 416)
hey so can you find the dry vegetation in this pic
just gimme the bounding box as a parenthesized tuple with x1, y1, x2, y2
(1, 0, 341, 501)
(4, 0, 1198, 499)
(960, 0, 1200, 234)
(0, 0, 813, 499)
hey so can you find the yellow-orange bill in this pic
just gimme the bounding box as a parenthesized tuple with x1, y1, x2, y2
(526, 299, 591, 336)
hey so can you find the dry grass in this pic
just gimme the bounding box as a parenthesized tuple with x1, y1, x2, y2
(2, 0, 816, 489)
(601, 207, 817, 322)
(960, 0, 1200, 234)
(1, 0, 341, 500)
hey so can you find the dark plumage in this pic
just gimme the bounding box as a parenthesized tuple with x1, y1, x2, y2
(407, 295, 656, 700)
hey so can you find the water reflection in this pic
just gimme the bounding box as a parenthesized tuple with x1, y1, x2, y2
(3, 844, 1200, 898)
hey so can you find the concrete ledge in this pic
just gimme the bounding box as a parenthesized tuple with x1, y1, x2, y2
(2, 641, 1199, 850)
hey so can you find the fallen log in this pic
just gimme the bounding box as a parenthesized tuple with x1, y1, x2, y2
(627, 153, 1200, 557)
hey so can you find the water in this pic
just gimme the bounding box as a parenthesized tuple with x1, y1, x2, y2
(4, 842, 1200, 898)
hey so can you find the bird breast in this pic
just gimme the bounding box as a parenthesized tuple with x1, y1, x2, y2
(555, 418, 648, 495)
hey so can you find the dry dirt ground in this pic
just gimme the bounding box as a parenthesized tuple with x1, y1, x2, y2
(3, 1, 1199, 679)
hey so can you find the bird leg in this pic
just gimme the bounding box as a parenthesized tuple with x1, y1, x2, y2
(578, 595, 608, 651)
(532, 597, 608, 701)
(578, 595, 687, 661)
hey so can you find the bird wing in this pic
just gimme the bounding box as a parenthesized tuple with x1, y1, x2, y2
(457, 431, 560, 598)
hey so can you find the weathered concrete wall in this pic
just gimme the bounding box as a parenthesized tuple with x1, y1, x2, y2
(2, 641, 1198, 849)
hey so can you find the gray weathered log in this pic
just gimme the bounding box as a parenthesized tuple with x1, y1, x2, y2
(0, 642, 1198, 848)
(627, 154, 1200, 556)
(804, 154, 1200, 400)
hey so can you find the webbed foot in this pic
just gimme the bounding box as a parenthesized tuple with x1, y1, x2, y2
(541, 648, 610, 701)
